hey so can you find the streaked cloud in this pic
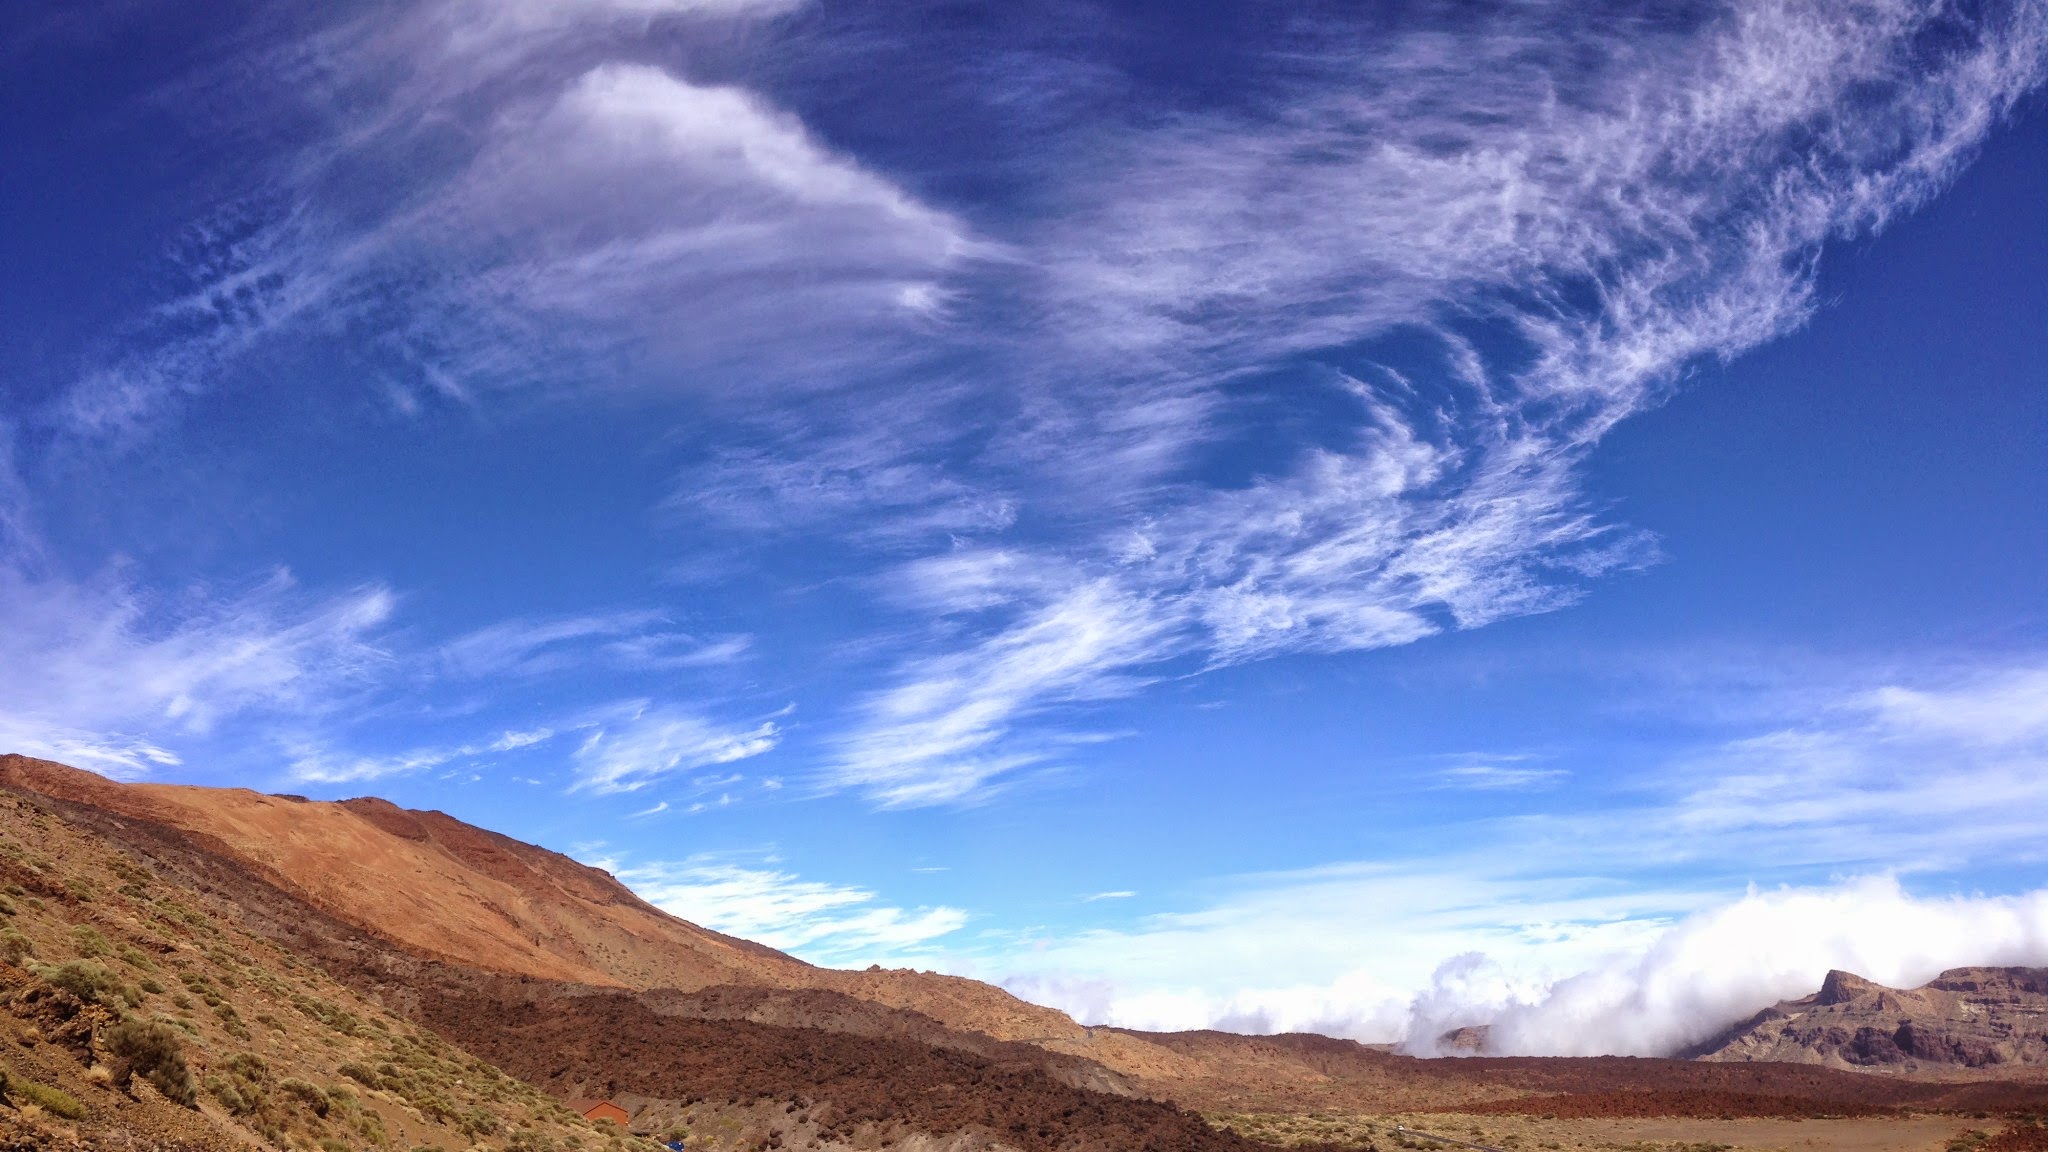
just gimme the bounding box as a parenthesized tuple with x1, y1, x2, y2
(570, 701, 780, 793)
(25, 0, 2044, 813)
(49, 0, 980, 438)
(437, 610, 748, 678)
(289, 727, 554, 785)
(0, 564, 394, 776)
(616, 855, 968, 966)
(817, 0, 2048, 805)
(1437, 762, 1568, 791)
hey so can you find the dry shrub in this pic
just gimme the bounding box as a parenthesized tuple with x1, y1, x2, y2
(104, 1016, 198, 1106)
(70, 924, 110, 957)
(37, 959, 132, 1007)
(0, 928, 32, 965)
(279, 1076, 332, 1117)
(15, 1079, 88, 1119)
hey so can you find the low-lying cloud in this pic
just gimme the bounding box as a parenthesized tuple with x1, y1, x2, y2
(1003, 877, 2048, 1059)
(1407, 877, 2048, 1057)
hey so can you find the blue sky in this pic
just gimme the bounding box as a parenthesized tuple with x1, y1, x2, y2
(3, 0, 2046, 1054)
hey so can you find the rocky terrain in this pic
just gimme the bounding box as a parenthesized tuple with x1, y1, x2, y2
(0, 778, 626, 1152)
(6, 751, 2048, 1152)
(1689, 966, 2048, 1073)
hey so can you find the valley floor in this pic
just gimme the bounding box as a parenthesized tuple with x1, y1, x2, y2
(1212, 1110, 2043, 1152)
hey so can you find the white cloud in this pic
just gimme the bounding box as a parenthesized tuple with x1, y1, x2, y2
(991, 871, 2048, 1058)
(819, 0, 2048, 806)
(426, 61, 982, 380)
(987, 860, 1684, 1041)
(50, 0, 981, 435)
(570, 701, 779, 793)
(974, 659, 2048, 1049)
(1418, 877, 2048, 1058)
(1660, 665, 2048, 869)
(616, 856, 968, 966)
(437, 610, 747, 677)
(832, 578, 1173, 806)
(288, 726, 555, 785)
(1868, 666, 2048, 746)
(0, 565, 394, 776)
(0, 720, 181, 782)
(1437, 763, 1569, 791)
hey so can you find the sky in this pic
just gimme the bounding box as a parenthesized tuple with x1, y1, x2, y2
(2, 0, 2046, 1057)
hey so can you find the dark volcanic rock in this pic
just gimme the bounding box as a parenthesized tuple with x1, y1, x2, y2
(1695, 967, 2048, 1073)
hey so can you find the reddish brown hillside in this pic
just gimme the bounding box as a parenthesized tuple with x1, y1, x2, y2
(0, 755, 1113, 1052)
(14, 751, 2048, 1128)
(0, 753, 801, 990)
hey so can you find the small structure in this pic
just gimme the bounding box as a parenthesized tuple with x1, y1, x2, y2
(569, 1098, 631, 1127)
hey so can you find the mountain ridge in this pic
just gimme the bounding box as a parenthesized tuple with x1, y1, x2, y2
(1689, 965, 2048, 1073)
(9, 749, 2048, 1152)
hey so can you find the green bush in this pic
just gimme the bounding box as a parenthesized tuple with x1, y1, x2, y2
(117, 944, 157, 971)
(36, 959, 128, 1006)
(0, 928, 32, 965)
(338, 1061, 381, 1088)
(70, 925, 110, 957)
(104, 1017, 197, 1106)
(214, 1001, 251, 1039)
(204, 1073, 251, 1115)
(279, 1076, 331, 1117)
(16, 1079, 87, 1120)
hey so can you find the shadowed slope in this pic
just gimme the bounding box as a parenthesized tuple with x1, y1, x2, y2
(1691, 967, 2048, 1073)
(0, 755, 1152, 1056)
(12, 752, 2048, 1129)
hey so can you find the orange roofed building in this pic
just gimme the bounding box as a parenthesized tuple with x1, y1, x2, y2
(569, 1099, 631, 1127)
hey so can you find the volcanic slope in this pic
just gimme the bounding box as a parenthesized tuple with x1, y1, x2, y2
(11, 752, 2048, 1134)
(0, 756, 1205, 1083)
(0, 783, 628, 1152)
(1690, 966, 2048, 1073)
(0, 757, 1336, 1152)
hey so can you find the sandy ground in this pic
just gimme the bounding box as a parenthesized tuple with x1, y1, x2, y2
(1216, 1109, 2001, 1152)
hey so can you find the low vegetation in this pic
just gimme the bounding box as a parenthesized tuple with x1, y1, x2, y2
(0, 789, 639, 1152)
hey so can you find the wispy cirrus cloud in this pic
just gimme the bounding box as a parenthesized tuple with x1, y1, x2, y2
(437, 610, 748, 678)
(288, 727, 554, 785)
(48, 0, 978, 437)
(25, 0, 2047, 816)
(1437, 762, 1569, 792)
(614, 855, 968, 966)
(834, 577, 1173, 807)
(0, 563, 395, 777)
(570, 701, 781, 794)
(817, 0, 2048, 806)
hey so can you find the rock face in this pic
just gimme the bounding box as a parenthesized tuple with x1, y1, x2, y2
(1690, 967, 2048, 1073)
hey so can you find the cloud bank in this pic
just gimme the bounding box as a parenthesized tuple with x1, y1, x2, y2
(980, 659, 2048, 1052)
(1416, 877, 2048, 1058)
